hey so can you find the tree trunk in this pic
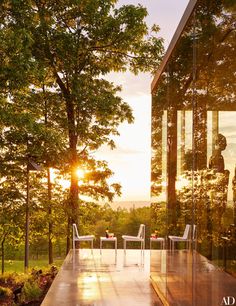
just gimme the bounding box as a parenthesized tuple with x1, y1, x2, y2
(167, 107, 177, 227)
(1, 235, 6, 274)
(212, 111, 219, 155)
(24, 165, 30, 271)
(47, 64, 79, 251)
(66, 217, 71, 254)
(70, 153, 79, 222)
(47, 167, 53, 264)
(44, 86, 53, 264)
(151, 96, 163, 198)
(193, 101, 207, 170)
(37, 9, 80, 253)
(180, 110, 186, 173)
(66, 99, 79, 251)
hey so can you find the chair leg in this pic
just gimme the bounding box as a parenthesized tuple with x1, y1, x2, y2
(141, 241, 144, 255)
(124, 240, 126, 254)
(73, 238, 75, 250)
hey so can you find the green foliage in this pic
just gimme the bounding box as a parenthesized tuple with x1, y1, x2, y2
(176, 169, 230, 245)
(0, 0, 163, 197)
(0, 272, 29, 285)
(0, 266, 58, 305)
(3, 259, 63, 273)
(1, 204, 152, 265)
(151, 202, 168, 236)
(21, 280, 42, 302)
(0, 0, 163, 265)
(79, 203, 151, 248)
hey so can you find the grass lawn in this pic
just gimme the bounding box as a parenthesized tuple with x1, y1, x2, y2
(4, 258, 64, 273)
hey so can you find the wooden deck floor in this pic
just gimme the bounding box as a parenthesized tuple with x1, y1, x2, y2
(41, 249, 162, 306)
(151, 249, 236, 306)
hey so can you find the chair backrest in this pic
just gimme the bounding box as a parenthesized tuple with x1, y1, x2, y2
(72, 223, 79, 239)
(192, 224, 197, 240)
(182, 224, 191, 239)
(137, 224, 145, 239)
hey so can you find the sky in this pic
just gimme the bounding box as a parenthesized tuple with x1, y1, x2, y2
(94, 0, 190, 202)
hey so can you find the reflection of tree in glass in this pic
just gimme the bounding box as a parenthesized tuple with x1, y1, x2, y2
(151, 94, 165, 198)
(150, 202, 167, 237)
(151, 0, 236, 258)
(232, 166, 236, 225)
(167, 1, 236, 111)
(176, 168, 229, 251)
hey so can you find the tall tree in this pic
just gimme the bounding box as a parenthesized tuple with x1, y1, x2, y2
(33, 0, 163, 220)
(1, 0, 164, 249)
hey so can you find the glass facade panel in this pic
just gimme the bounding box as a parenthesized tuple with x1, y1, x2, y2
(151, 0, 236, 304)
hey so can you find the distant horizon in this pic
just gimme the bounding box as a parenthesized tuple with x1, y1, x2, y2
(100, 200, 151, 210)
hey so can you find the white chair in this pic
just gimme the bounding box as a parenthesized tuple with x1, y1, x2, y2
(169, 224, 191, 250)
(72, 223, 95, 252)
(122, 224, 145, 253)
(192, 224, 197, 249)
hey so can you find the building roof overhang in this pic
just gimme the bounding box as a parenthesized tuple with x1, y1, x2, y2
(151, 0, 198, 94)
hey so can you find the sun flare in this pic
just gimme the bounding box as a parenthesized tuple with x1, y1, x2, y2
(76, 168, 85, 178)
(47, 167, 86, 189)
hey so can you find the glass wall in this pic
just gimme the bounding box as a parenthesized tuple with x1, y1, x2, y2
(151, 0, 236, 304)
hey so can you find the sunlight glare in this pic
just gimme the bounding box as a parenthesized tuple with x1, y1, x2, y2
(49, 168, 71, 189)
(76, 168, 85, 179)
(176, 176, 190, 190)
(59, 179, 71, 189)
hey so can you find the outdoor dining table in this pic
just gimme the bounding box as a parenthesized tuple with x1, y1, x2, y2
(100, 236, 117, 254)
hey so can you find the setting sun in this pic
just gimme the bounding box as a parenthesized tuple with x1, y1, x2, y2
(76, 168, 85, 179)
(47, 168, 87, 189)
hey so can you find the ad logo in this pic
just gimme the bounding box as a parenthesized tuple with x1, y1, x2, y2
(221, 297, 236, 305)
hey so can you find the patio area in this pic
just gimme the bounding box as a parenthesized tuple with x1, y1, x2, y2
(151, 249, 236, 305)
(41, 249, 162, 306)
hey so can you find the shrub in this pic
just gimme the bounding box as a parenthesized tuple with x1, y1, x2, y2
(21, 281, 42, 302)
(0, 286, 12, 298)
(0, 272, 30, 290)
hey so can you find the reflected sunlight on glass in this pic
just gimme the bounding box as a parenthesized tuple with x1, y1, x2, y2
(175, 176, 190, 191)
